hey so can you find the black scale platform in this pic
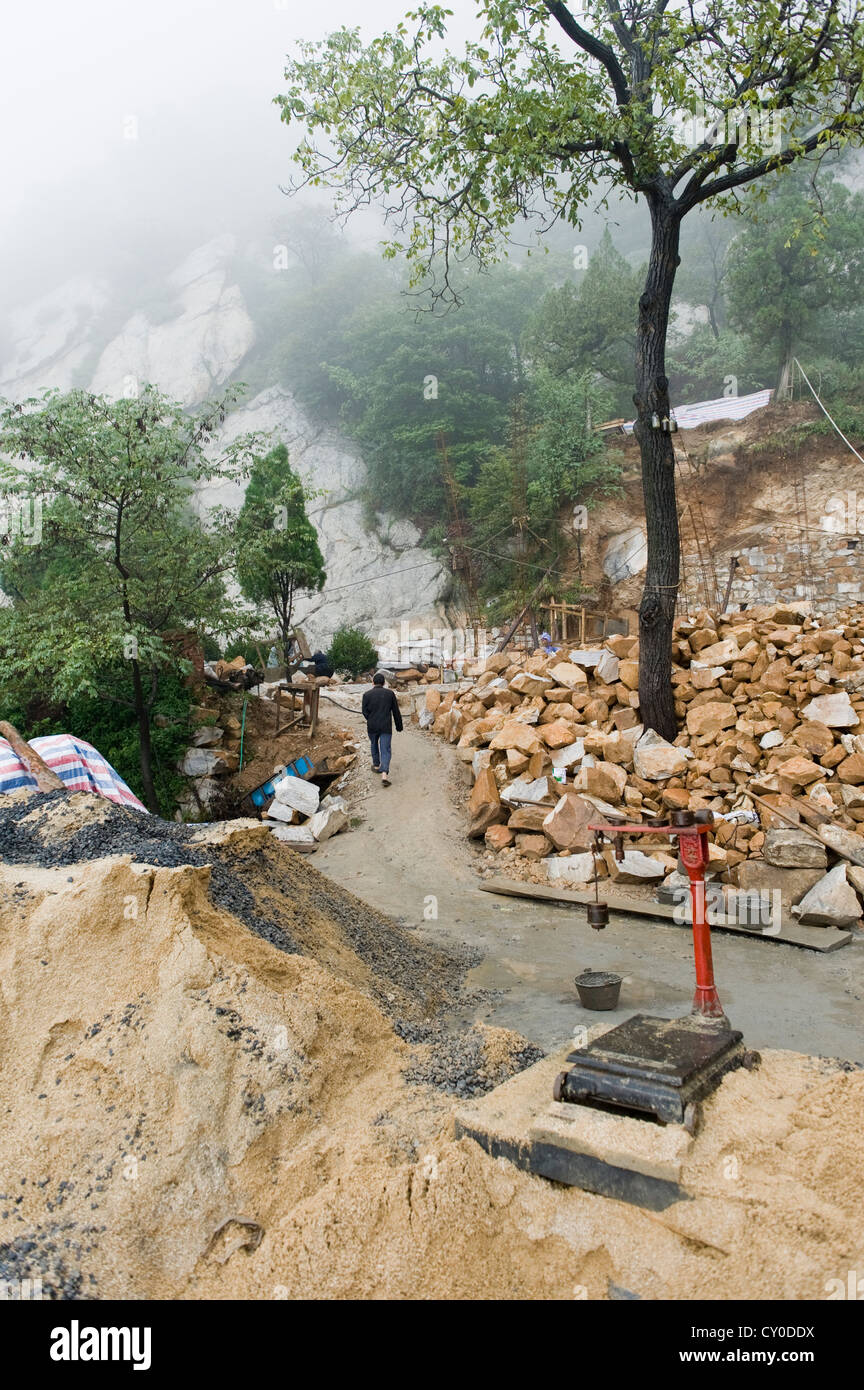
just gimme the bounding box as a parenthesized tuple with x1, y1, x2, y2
(555, 1013, 752, 1125)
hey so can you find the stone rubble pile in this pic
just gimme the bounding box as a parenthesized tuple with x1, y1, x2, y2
(263, 775, 350, 849)
(177, 709, 245, 815)
(421, 601, 864, 929)
(176, 699, 357, 843)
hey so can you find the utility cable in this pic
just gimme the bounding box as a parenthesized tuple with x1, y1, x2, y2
(793, 358, 864, 466)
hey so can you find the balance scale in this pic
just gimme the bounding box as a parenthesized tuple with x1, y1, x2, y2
(454, 809, 760, 1208)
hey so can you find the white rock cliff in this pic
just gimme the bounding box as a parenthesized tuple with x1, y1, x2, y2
(0, 235, 450, 645)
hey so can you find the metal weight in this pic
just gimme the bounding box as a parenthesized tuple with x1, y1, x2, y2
(587, 902, 609, 930)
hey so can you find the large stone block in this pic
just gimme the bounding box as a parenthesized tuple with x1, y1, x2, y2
(686, 702, 737, 738)
(542, 793, 596, 851)
(467, 766, 505, 838)
(762, 829, 827, 869)
(738, 861, 827, 917)
(801, 692, 858, 728)
(273, 774, 320, 817)
(633, 729, 689, 781)
(791, 864, 862, 926)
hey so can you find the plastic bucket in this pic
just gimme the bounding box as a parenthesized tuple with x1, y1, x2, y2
(574, 969, 622, 1011)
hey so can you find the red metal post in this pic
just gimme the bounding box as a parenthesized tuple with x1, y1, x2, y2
(679, 828, 726, 1020)
(588, 818, 728, 1022)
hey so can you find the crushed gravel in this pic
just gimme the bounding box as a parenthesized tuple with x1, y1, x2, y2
(398, 1020, 544, 1097)
(0, 791, 301, 952)
(0, 790, 478, 1018)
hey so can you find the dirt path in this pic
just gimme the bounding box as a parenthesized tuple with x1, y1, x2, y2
(315, 702, 864, 1060)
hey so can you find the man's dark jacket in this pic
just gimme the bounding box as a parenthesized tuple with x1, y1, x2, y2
(361, 685, 403, 735)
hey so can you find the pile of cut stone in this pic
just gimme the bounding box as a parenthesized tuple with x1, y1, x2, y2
(261, 772, 350, 851)
(177, 710, 245, 815)
(421, 602, 864, 929)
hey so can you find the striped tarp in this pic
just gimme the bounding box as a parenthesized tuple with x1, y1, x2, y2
(621, 388, 773, 434)
(0, 734, 147, 811)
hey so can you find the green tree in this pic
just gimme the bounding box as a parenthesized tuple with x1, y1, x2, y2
(726, 167, 864, 390)
(328, 625, 379, 678)
(311, 261, 544, 520)
(470, 372, 617, 602)
(0, 386, 261, 811)
(674, 209, 738, 342)
(527, 230, 643, 412)
(235, 444, 326, 654)
(667, 323, 761, 401)
(279, 1, 864, 739)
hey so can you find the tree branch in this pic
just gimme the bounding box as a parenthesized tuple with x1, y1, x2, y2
(543, 1, 631, 106)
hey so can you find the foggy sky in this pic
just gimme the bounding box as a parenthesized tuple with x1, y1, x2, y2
(0, 1, 482, 303)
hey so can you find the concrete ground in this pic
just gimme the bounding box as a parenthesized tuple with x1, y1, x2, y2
(315, 706, 864, 1062)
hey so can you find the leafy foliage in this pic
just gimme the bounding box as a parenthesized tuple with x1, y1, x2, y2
(235, 443, 326, 650)
(527, 230, 643, 414)
(0, 385, 262, 809)
(328, 626, 379, 679)
(279, 2, 864, 297)
(0, 666, 193, 811)
(667, 324, 764, 400)
(726, 167, 864, 379)
(279, 1, 864, 743)
(469, 370, 618, 602)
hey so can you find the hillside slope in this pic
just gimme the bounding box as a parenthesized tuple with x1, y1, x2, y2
(572, 403, 864, 624)
(0, 236, 449, 644)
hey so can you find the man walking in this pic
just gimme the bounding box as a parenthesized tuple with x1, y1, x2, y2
(361, 672, 403, 786)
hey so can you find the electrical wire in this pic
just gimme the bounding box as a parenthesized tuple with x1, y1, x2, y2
(793, 358, 864, 466)
(312, 558, 444, 597)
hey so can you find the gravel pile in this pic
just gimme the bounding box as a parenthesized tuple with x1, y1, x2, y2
(0, 1226, 92, 1300)
(0, 791, 473, 1017)
(0, 791, 300, 953)
(398, 1020, 544, 1097)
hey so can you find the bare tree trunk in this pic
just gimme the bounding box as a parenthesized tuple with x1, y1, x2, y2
(634, 196, 681, 742)
(131, 658, 159, 812)
(275, 576, 296, 658)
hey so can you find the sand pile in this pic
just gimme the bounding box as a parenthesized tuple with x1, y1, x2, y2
(1, 789, 863, 1299)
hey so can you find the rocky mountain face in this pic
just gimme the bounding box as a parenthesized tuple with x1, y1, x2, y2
(0, 234, 450, 645)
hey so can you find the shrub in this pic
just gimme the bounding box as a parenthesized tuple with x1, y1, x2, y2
(328, 626, 379, 679)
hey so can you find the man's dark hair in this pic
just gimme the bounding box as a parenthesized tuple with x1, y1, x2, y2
(373, 671, 386, 685)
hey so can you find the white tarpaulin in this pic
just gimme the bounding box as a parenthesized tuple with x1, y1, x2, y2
(620, 388, 772, 434)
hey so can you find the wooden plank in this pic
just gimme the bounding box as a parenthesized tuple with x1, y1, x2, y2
(479, 877, 853, 952)
(0, 721, 65, 792)
(748, 791, 864, 866)
(292, 626, 312, 660)
(748, 789, 831, 830)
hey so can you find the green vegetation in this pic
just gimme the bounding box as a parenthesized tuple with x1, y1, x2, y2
(278, 0, 864, 739)
(527, 230, 643, 415)
(328, 626, 379, 679)
(0, 386, 262, 811)
(238, 232, 622, 598)
(0, 672, 193, 812)
(726, 167, 864, 390)
(236, 443, 326, 654)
